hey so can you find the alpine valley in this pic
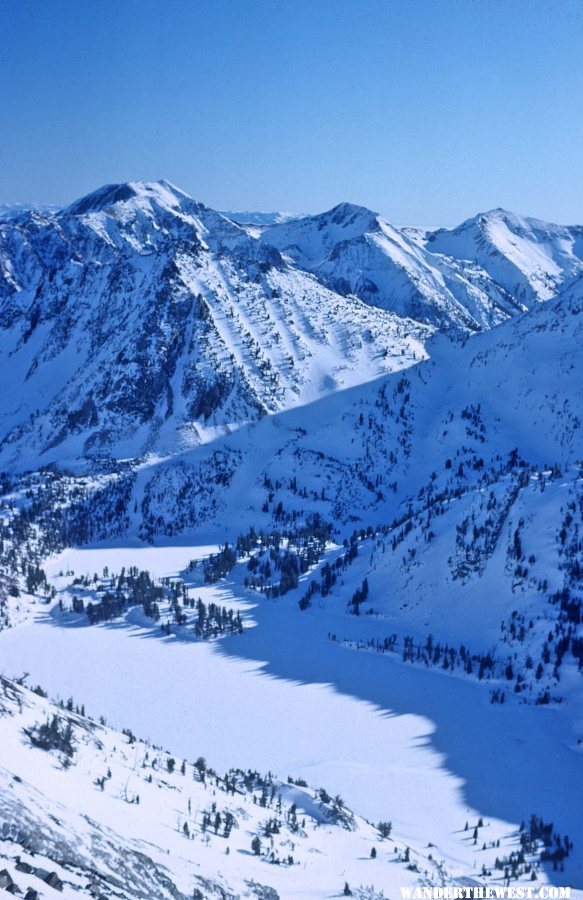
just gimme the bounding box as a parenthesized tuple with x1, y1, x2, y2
(0, 181, 582, 900)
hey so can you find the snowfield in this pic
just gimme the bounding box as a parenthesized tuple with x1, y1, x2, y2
(1, 180, 583, 898)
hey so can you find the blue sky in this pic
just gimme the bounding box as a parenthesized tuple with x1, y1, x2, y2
(1, 0, 583, 224)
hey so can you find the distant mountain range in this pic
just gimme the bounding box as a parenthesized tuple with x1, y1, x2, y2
(262, 203, 583, 329)
(220, 209, 304, 227)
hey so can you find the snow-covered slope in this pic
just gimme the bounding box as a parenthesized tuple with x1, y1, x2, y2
(0, 674, 451, 900)
(261, 203, 525, 331)
(0, 181, 431, 467)
(427, 208, 583, 304)
(2, 265, 583, 546)
(111, 274, 583, 540)
(7, 670, 559, 900)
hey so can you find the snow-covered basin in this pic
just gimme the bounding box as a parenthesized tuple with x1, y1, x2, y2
(1, 543, 582, 887)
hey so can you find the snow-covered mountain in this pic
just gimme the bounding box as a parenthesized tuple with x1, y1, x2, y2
(427, 208, 583, 305)
(3, 182, 581, 471)
(261, 203, 525, 331)
(0, 181, 431, 467)
(262, 203, 583, 332)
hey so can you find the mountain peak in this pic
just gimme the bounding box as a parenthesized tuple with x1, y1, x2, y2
(323, 201, 379, 227)
(64, 179, 194, 217)
(449, 207, 555, 237)
(477, 207, 531, 230)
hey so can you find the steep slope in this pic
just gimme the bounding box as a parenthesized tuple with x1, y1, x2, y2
(0, 181, 432, 468)
(427, 208, 583, 304)
(2, 271, 583, 547)
(261, 203, 524, 331)
(136, 273, 583, 540)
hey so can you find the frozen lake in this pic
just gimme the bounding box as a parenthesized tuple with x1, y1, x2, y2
(1, 543, 582, 889)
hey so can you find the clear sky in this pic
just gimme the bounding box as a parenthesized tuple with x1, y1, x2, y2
(1, 0, 583, 225)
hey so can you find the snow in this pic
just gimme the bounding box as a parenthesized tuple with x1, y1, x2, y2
(1, 674, 416, 898)
(2, 180, 583, 897)
(1, 546, 582, 891)
(261, 203, 526, 331)
(44, 543, 217, 581)
(428, 209, 583, 304)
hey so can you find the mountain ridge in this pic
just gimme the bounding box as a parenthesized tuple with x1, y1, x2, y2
(2, 178, 583, 470)
(0, 180, 433, 468)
